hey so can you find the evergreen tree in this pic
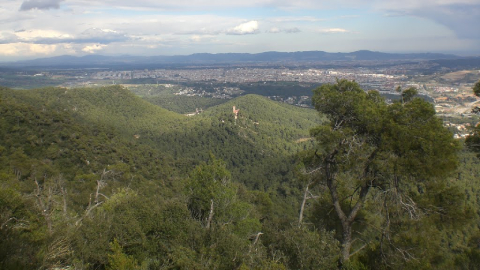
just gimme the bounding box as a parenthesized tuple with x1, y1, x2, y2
(307, 79, 459, 265)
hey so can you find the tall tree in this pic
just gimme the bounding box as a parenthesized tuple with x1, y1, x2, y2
(186, 154, 236, 229)
(307, 79, 459, 264)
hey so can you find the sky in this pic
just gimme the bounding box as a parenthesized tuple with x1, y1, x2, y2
(0, 0, 479, 61)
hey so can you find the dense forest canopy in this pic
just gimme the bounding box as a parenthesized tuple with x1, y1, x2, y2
(1, 81, 480, 269)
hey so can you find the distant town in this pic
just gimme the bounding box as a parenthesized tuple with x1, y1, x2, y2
(91, 67, 406, 87)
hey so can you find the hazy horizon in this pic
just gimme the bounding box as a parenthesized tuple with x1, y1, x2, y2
(2, 49, 477, 64)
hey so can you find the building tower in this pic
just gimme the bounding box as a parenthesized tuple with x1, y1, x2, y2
(233, 106, 239, 120)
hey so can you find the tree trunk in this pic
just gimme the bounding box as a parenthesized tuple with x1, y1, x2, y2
(206, 199, 214, 229)
(326, 160, 369, 264)
(324, 148, 374, 264)
(298, 185, 309, 226)
(61, 187, 68, 217)
(341, 223, 353, 263)
(330, 184, 369, 265)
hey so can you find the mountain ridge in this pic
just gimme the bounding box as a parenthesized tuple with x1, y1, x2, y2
(2, 50, 463, 68)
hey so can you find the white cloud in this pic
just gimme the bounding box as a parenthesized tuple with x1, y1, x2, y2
(75, 28, 129, 43)
(82, 44, 106, 53)
(0, 44, 21, 56)
(29, 43, 57, 54)
(269, 16, 325, 23)
(176, 28, 222, 36)
(268, 27, 281, 33)
(0, 42, 64, 57)
(227, 21, 259, 35)
(15, 29, 70, 41)
(10, 28, 130, 44)
(318, 28, 349, 34)
(267, 27, 301, 33)
(190, 35, 202, 42)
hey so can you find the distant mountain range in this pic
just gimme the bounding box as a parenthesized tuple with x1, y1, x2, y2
(0, 50, 469, 68)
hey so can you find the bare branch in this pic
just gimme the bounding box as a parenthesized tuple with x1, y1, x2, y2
(252, 232, 263, 245)
(350, 243, 369, 257)
(75, 201, 103, 227)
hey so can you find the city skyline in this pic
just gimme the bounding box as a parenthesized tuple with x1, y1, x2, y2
(1, 0, 479, 61)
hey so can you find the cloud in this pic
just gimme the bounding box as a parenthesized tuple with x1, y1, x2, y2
(20, 0, 64, 11)
(190, 35, 202, 42)
(29, 43, 57, 54)
(15, 28, 131, 44)
(82, 44, 106, 53)
(75, 28, 130, 44)
(0, 32, 19, 44)
(269, 16, 325, 23)
(339, 15, 359, 19)
(187, 35, 221, 45)
(268, 27, 281, 33)
(267, 27, 301, 33)
(15, 29, 70, 42)
(410, 4, 480, 39)
(0, 44, 21, 56)
(371, 0, 480, 39)
(372, 0, 478, 11)
(176, 28, 222, 36)
(284, 27, 301, 33)
(227, 21, 259, 35)
(0, 43, 58, 57)
(318, 28, 349, 34)
(63, 0, 321, 11)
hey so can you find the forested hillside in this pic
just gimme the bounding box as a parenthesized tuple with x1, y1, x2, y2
(1, 83, 480, 269)
(1, 86, 322, 190)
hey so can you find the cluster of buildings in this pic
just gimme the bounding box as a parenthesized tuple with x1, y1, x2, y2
(268, 95, 311, 107)
(174, 86, 244, 99)
(91, 67, 409, 92)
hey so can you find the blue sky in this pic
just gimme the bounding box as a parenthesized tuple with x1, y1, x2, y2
(0, 0, 479, 61)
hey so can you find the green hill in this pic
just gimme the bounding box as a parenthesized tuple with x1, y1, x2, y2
(0, 87, 183, 223)
(1, 85, 187, 141)
(1, 86, 324, 190)
(153, 94, 324, 189)
(201, 94, 323, 150)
